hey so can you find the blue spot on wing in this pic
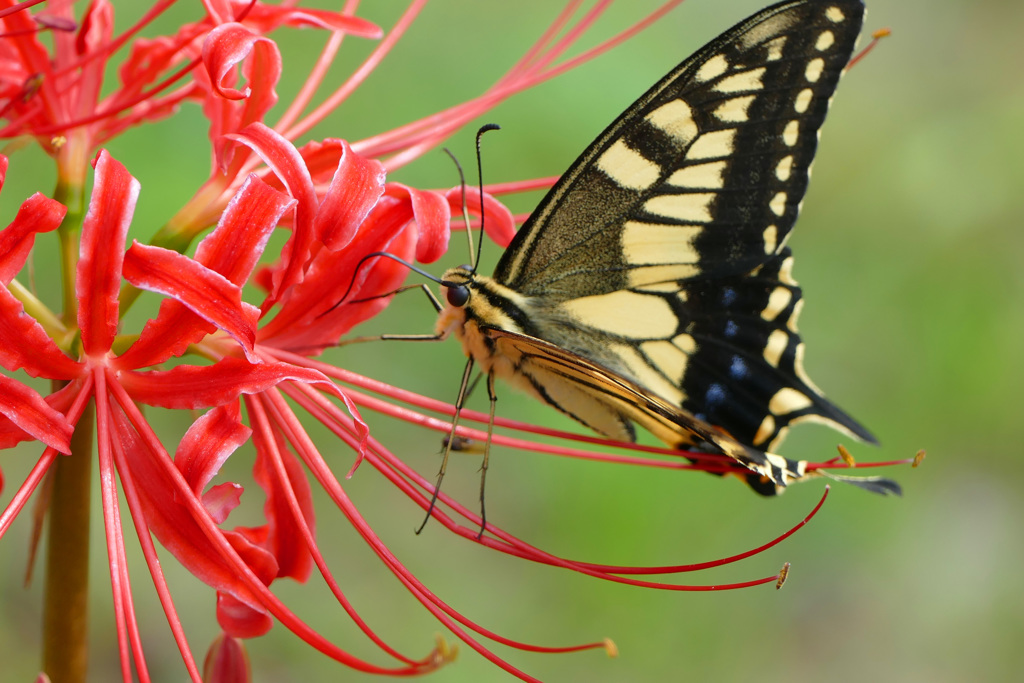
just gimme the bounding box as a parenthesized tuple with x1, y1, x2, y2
(706, 382, 727, 406)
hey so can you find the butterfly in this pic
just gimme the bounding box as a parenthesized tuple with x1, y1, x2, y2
(434, 0, 899, 497)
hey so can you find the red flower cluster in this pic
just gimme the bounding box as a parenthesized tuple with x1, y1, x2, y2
(0, 1, 901, 682)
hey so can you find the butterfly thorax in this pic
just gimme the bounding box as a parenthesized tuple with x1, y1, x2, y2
(436, 266, 553, 399)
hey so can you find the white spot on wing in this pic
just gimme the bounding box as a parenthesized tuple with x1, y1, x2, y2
(778, 255, 797, 284)
(644, 194, 716, 224)
(825, 6, 846, 23)
(794, 88, 813, 113)
(788, 299, 804, 331)
(805, 58, 825, 83)
(597, 139, 661, 190)
(769, 387, 814, 415)
(754, 414, 776, 446)
(761, 286, 792, 321)
(563, 291, 677, 339)
(696, 54, 729, 82)
(763, 329, 789, 367)
(816, 30, 835, 51)
(686, 129, 736, 160)
(645, 99, 698, 145)
(769, 192, 788, 217)
(713, 95, 756, 123)
(765, 36, 787, 61)
(667, 161, 727, 189)
(776, 155, 794, 181)
(763, 224, 778, 254)
(714, 67, 766, 93)
(783, 120, 799, 147)
(672, 333, 697, 354)
(792, 341, 823, 393)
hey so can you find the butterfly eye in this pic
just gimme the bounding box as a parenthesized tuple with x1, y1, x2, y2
(445, 285, 470, 308)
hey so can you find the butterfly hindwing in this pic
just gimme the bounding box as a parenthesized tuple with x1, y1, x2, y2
(480, 327, 809, 489)
(677, 245, 878, 452)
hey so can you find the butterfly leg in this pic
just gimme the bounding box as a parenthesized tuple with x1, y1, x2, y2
(416, 355, 476, 534)
(475, 371, 500, 539)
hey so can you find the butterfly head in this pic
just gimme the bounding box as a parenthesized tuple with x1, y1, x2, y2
(439, 265, 475, 308)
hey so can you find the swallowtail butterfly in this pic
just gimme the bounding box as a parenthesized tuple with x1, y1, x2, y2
(436, 0, 897, 495)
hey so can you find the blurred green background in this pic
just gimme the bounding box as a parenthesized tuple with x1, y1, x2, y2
(2, 0, 1022, 681)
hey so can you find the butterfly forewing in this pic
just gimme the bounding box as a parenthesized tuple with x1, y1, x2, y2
(496, 0, 864, 291)
(446, 1, 880, 492)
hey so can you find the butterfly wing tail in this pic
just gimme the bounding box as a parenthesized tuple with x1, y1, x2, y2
(730, 443, 902, 497)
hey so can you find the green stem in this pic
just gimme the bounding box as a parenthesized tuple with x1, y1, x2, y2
(42, 401, 95, 683)
(53, 180, 86, 325)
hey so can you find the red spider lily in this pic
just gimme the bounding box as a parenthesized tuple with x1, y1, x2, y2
(0, 0, 380, 182)
(0, 1, 909, 682)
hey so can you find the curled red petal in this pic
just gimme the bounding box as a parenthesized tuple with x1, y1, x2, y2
(252, 435, 313, 582)
(194, 174, 294, 284)
(214, 527, 279, 636)
(256, 194, 416, 344)
(113, 408, 264, 610)
(115, 297, 215, 372)
(0, 381, 79, 450)
(176, 403, 251, 495)
(202, 483, 244, 525)
(216, 591, 273, 639)
(0, 286, 82, 379)
(119, 357, 336, 409)
(0, 193, 68, 284)
(122, 241, 260, 362)
(202, 23, 279, 101)
(314, 140, 386, 251)
(77, 150, 139, 357)
(265, 223, 417, 349)
(227, 123, 317, 303)
(444, 186, 516, 248)
(0, 374, 74, 454)
(292, 138, 345, 185)
(201, 24, 282, 171)
(116, 175, 293, 370)
(384, 183, 450, 263)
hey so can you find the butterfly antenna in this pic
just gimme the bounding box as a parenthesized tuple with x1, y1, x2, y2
(472, 123, 501, 273)
(320, 251, 447, 318)
(443, 147, 476, 267)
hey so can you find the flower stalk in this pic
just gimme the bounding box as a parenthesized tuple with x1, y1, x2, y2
(41, 402, 93, 683)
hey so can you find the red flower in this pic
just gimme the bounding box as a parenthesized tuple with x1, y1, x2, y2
(0, 0, 379, 182)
